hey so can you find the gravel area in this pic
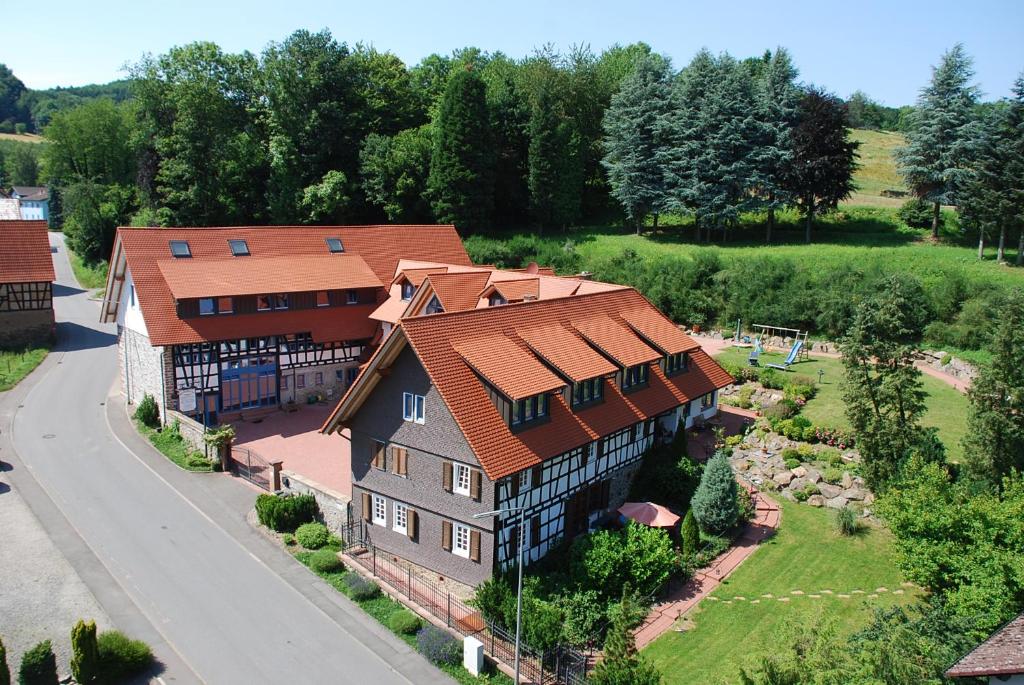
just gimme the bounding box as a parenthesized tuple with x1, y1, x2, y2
(0, 479, 111, 678)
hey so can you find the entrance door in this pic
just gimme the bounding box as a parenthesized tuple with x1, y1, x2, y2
(220, 355, 278, 411)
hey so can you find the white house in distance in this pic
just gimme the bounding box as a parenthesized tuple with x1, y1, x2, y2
(10, 186, 49, 222)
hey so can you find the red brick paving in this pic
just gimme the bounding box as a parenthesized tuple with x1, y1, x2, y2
(232, 403, 351, 496)
(634, 487, 781, 649)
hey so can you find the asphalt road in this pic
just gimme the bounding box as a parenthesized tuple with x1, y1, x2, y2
(4, 233, 453, 684)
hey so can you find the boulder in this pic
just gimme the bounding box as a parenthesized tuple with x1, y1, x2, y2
(841, 472, 854, 489)
(817, 482, 843, 499)
(863, 492, 875, 506)
(826, 496, 849, 510)
(773, 470, 794, 486)
(853, 476, 866, 488)
(841, 488, 867, 501)
(807, 495, 826, 507)
(735, 460, 750, 472)
(791, 466, 807, 478)
(789, 477, 811, 493)
(803, 466, 823, 484)
(781, 489, 797, 502)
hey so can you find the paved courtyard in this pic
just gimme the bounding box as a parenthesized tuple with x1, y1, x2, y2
(232, 403, 351, 496)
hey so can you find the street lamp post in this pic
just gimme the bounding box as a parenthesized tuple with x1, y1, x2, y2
(474, 505, 526, 683)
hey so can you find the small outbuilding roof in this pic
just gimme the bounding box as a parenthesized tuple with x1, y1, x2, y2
(946, 612, 1024, 678)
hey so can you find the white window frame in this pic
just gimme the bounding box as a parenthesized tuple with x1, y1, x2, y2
(518, 469, 530, 492)
(403, 392, 425, 424)
(393, 502, 408, 534)
(453, 523, 470, 558)
(454, 463, 471, 496)
(372, 495, 386, 526)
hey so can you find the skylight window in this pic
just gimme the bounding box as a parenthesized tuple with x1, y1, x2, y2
(169, 240, 191, 258)
(326, 237, 345, 253)
(228, 239, 250, 256)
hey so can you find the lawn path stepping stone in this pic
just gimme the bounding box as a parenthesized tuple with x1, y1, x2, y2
(791, 590, 804, 595)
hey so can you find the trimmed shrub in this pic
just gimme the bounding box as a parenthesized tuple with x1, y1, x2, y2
(898, 197, 934, 228)
(759, 368, 783, 390)
(344, 573, 381, 600)
(185, 452, 211, 470)
(295, 522, 330, 549)
(681, 509, 700, 559)
(0, 636, 9, 685)
(823, 467, 843, 485)
(835, 506, 860, 536)
(764, 401, 797, 422)
(818, 447, 843, 466)
(309, 548, 344, 574)
(70, 619, 99, 685)
(18, 641, 57, 685)
(416, 626, 460, 665)
(282, 533, 296, 546)
(470, 575, 514, 626)
(781, 447, 801, 462)
(133, 393, 160, 429)
(388, 610, 423, 636)
(96, 631, 153, 683)
(690, 451, 739, 534)
(255, 493, 319, 533)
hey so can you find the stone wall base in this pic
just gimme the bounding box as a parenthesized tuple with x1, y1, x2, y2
(0, 309, 54, 349)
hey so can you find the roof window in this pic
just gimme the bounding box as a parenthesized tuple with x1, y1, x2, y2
(326, 237, 345, 253)
(228, 239, 250, 256)
(169, 240, 191, 258)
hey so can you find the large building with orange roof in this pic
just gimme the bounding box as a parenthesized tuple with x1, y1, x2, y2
(0, 220, 56, 348)
(323, 287, 732, 585)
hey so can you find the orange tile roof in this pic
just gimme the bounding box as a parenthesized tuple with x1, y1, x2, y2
(573, 314, 662, 367)
(369, 291, 412, 324)
(488, 278, 540, 302)
(395, 267, 450, 288)
(0, 220, 55, 283)
(428, 272, 491, 312)
(157, 254, 381, 299)
(392, 288, 732, 480)
(517, 323, 617, 382)
(620, 307, 700, 355)
(455, 335, 566, 400)
(112, 225, 470, 346)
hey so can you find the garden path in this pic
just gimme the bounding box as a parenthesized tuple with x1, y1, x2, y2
(633, 487, 781, 649)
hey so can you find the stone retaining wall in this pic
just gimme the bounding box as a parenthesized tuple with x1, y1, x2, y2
(166, 409, 207, 455)
(0, 309, 54, 349)
(280, 470, 350, 533)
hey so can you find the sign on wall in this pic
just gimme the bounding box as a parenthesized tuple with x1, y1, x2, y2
(179, 388, 197, 413)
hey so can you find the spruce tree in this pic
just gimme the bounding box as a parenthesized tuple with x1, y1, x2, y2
(680, 508, 700, 559)
(753, 48, 800, 243)
(690, 450, 739, 534)
(601, 52, 672, 233)
(0, 635, 9, 685)
(897, 44, 980, 240)
(783, 87, 859, 243)
(427, 67, 495, 231)
(589, 585, 662, 685)
(528, 78, 581, 232)
(70, 619, 99, 684)
(963, 289, 1024, 484)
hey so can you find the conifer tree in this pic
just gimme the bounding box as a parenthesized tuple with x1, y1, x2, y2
(690, 450, 739, 534)
(784, 87, 859, 243)
(528, 78, 582, 232)
(680, 508, 700, 558)
(70, 619, 99, 684)
(963, 289, 1024, 484)
(601, 52, 672, 233)
(0, 635, 9, 685)
(753, 48, 800, 243)
(588, 584, 662, 685)
(897, 44, 980, 240)
(427, 67, 495, 231)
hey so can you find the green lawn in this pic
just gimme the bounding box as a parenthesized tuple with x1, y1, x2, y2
(68, 249, 109, 293)
(0, 347, 49, 391)
(644, 501, 914, 685)
(714, 348, 969, 463)
(846, 129, 907, 207)
(135, 420, 215, 472)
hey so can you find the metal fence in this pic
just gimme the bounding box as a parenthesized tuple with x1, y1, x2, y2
(338, 522, 588, 685)
(228, 445, 270, 490)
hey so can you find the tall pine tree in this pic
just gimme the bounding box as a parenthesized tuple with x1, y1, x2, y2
(601, 52, 672, 234)
(428, 67, 495, 231)
(753, 48, 800, 243)
(897, 44, 980, 240)
(528, 72, 582, 232)
(783, 87, 859, 243)
(588, 584, 662, 685)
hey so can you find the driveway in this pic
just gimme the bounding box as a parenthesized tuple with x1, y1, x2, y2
(0, 233, 453, 684)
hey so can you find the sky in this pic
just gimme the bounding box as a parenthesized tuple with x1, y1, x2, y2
(4, 0, 1023, 105)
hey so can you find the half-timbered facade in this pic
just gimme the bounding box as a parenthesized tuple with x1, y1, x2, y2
(100, 225, 472, 423)
(323, 288, 733, 585)
(0, 220, 55, 348)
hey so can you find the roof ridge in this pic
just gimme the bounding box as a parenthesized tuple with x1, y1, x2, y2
(401, 286, 642, 325)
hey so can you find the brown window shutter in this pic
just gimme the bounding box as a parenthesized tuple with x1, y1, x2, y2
(372, 440, 385, 469)
(407, 509, 418, 541)
(388, 445, 398, 473)
(531, 515, 541, 548)
(470, 469, 482, 501)
(470, 530, 481, 562)
(510, 474, 520, 498)
(361, 492, 371, 522)
(532, 465, 543, 487)
(442, 461, 453, 492)
(442, 520, 452, 551)
(397, 448, 408, 476)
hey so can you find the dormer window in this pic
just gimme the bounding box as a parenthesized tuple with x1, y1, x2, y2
(326, 237, 344, 253)
(401, 282, 416, 301)
(228, 239, 250, 256)
(572, 377, 604, 407)
(199, 298, 215, 316)
(169, 240, 191, 258)
(666, 352, 688, 375)
(511, 393, 548, 427)
(622, 363, 649, 390)
(488, 293, 507, 307)
(425, 296, 444, 315)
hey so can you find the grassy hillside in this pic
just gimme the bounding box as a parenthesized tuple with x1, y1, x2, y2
(0, 132, 45, 144)
(846, 129, 907, 207)
(644, 501, 915, 685)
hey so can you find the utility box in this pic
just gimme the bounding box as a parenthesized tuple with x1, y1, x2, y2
(463, 635, 484, 676)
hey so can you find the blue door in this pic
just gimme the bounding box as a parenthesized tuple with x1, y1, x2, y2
(220, 356, 278, 411)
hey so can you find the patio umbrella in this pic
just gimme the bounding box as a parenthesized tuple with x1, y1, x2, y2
(617, 502, 680, 528)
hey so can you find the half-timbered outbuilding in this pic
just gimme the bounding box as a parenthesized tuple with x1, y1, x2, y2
(323, 288, 733, 586)
(0, 220, 55, 348)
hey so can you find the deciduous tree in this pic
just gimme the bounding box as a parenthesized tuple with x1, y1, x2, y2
(359, 126, 433, 222)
